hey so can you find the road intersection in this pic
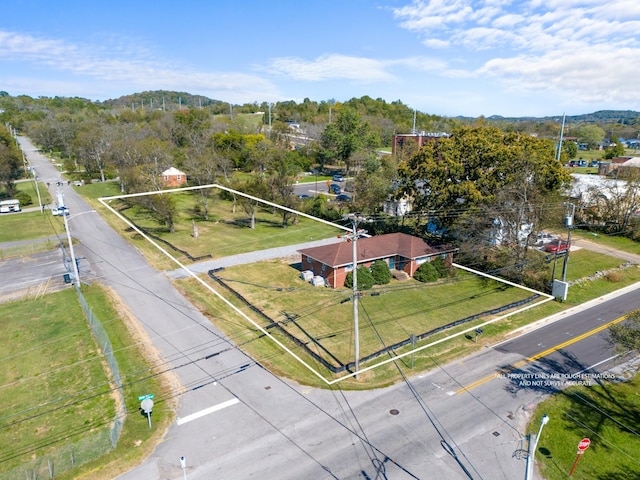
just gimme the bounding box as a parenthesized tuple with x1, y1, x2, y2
(6, 136, 640, 479)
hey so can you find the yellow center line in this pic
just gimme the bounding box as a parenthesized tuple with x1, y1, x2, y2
(454, 314, 628, 395)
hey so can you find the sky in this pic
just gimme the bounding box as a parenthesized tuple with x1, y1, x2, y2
(1, 0, 639, 118)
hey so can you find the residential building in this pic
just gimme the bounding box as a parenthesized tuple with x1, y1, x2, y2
(298, 232, 456, 288)
(161, 167, 187, 187)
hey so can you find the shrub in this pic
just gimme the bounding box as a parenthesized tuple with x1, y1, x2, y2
(605, 271, 622, 283)
(431, 256, 449, 278)
(14, 191, 32, 207)
(370, 260, 392, 285)
(344, 266, 375, 290)
(414, 261, 438, 283)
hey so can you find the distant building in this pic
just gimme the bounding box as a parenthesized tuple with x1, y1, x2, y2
(391, 132, 449, 157)
(161, 167, 187, 187)
(383, 196, 412, 216)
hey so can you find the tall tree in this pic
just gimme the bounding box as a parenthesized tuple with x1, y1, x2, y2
(320, 108, 380, 174)
(603, 135, 626, 159)
(0, 128, 21, 195)
(576, 124, 605, 150)
(398, 126, 570, 268)
(236, 177, 269, 229)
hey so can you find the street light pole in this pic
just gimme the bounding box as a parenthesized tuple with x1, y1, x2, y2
(525, 414, 549, 480)
(63, 212, 81, 286)
(62, 210, 96, 287)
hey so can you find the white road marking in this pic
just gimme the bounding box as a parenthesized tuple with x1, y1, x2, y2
(574, 354, 620, 376)
(176, 398, 240, 425)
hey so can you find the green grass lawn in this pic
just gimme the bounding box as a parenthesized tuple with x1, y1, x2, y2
(177, 245, 640, 388)
(0, 285, 173, 480)
(529, 372, 640, 480)
(214, 262, 535, 363)
(16, 179, 53, 207)
(83, 183, 345, 269)
(0, 209, 63, 243)
(0, 288, 115, 478)
(179, 260, 547, 387)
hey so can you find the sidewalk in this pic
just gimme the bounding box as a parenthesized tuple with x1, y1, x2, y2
(165, 236, 343, 279)
(573, 236, 640, 264)
(0, 235, 61, 250)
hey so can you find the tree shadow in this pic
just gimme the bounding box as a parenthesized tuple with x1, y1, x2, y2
(501, 348, 640, 472)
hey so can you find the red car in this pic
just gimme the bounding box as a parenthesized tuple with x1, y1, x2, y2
(544, 239, 570, 253)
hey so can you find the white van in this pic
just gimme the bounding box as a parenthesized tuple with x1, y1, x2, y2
(0, 199, 21, 213)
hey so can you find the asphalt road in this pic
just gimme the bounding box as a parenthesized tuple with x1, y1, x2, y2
(0, 249, 68, 301)
(9, 136, 640, 479)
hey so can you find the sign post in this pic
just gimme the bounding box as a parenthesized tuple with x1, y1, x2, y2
(139, 394, 155, 428)
(569, 438, 590, 477)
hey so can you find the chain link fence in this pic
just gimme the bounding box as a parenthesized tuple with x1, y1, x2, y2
(7, 242, 129, 478)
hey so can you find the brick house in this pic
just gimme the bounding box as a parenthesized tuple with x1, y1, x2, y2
(161, 167, 187, 187)
(298, 232, 457, 288)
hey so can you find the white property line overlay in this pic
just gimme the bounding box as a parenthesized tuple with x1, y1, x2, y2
(176, 398, 240, 425)
(99, 183, 554, 385)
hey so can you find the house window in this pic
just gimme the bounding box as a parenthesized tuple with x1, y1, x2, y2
(416, 256, 428, 265)
(345, 263, 354, 272)
(177, 175, 182, 181)
(306, 256, 312, 264)
(321, 263, 326, 272)
(164, 175, 169, 182)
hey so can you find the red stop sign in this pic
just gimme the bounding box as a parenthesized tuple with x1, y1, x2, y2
(578, 438, 591, 451)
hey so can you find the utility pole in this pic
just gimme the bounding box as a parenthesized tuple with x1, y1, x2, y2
(31, 165, 43, 213)
(561, 203, 575, 282)
(556, 113, 566, 163)
(344, 214, 367, 378)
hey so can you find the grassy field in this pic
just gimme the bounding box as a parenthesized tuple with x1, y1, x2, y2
(175, 246, 637, 388)
(0, 209, 63, 243)
(529, 372, 640, 479)
(78, 181, 345, 270)
(0, 285, 173, 480)
(0, 288, 115, 477)
(210, 263, 535, 362)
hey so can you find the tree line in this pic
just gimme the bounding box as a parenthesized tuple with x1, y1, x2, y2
(2, 92, 640, 290)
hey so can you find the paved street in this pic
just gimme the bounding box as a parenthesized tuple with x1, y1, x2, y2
(5, 135, 640, 479)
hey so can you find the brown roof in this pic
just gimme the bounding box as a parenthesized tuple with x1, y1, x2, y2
(298, 232, 455, 267)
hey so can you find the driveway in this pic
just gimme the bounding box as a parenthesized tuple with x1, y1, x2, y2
(572, 236, 640, 264)
(165, 237, 343, 279)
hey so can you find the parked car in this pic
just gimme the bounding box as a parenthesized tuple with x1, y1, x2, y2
(568, 160, 587, 167)
(297, 194, 311, 200)
(329, 183, 341, 194)
(534, 231, 556, 246)
(332, 174, 345, 182)
(544, 239, 570, 253)
(335, 194, 351, 202)
(52, 206, 70, 216)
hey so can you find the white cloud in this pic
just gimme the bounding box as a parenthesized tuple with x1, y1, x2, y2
(478, 45, 640, 104)
(266, 54, 396, 82)
(0, 29, 277, 102)
(391, 0, 640, 107)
